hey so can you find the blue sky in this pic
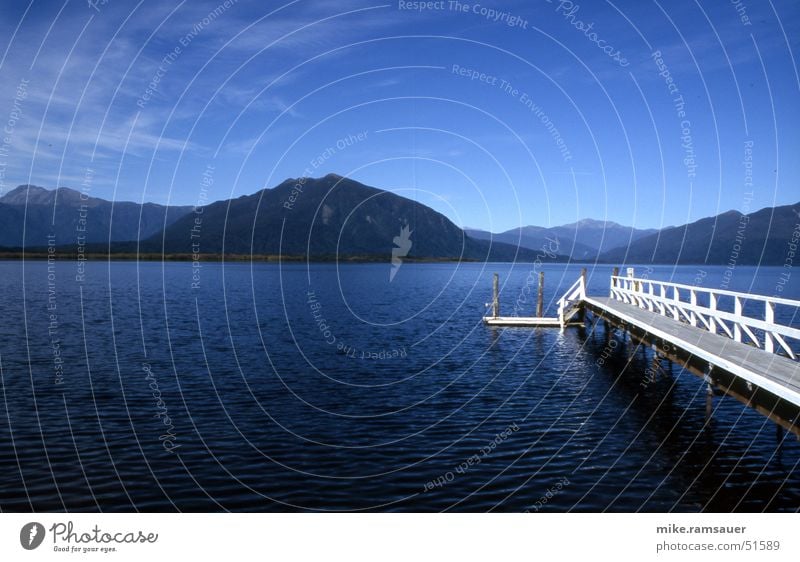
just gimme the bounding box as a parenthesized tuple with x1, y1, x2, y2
(0, 0, 797, 231)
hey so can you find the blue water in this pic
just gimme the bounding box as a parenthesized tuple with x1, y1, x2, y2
(0, 260, 798, 512)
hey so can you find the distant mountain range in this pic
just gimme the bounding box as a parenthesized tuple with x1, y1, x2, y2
(1, 178, 797, 265)
(466, 220, 657, 260)
(601, 204, 800, 265)
(0, 185, 191, 247)
(0, 177, 559, 262)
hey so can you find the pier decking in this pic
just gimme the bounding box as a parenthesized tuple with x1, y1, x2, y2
(484, 270, 800, 435)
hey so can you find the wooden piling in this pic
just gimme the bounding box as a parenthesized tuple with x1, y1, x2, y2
(705, 369, 714, 421)
(492, 273, 499, 318)
(536, 271, 544, 317)
(651, 352, 660, 380)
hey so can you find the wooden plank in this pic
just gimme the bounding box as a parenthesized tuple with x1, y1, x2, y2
(585, 296, 800, 406)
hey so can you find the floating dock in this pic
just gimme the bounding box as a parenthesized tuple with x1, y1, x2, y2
(482, 270, 586, 328)
(483, 316, 562, 327)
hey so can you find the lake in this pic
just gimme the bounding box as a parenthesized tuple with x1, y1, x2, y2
(0, 260, 798, 511)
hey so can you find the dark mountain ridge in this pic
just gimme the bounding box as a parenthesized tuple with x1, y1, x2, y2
(0, 184, 192, 247)
(146, 174, 558, 261)
(3, 179, 796, 265)
(599, 203, 800, 265)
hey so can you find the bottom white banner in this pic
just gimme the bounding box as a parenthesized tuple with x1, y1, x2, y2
(1, 513, 796, 561)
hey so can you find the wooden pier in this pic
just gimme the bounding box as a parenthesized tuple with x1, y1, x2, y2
(484, 269, 800, 435)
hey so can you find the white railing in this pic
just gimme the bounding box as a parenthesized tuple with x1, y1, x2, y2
(610, 275, 800, 360)
(558, 275, 586, 330)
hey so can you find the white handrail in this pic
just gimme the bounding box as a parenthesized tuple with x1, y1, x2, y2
(557, 276, 586, 330)
(609, 275, 800, 359)
(611, 276, 800, 307)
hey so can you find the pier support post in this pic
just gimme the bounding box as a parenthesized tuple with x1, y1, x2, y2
(705, 368, 714, 422)
(577, 268, 587, 322)
(536, 271, 544, 317)
(492, 273, 499, 318)
(651, 352, 660, 381)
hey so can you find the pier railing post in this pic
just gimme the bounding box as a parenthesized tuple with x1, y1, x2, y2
(672, 287, 680, 321)
(578, 268, 587, 322)
(626, 267, 635, 298)
(611, 267, 619, 297)
(708, 292, 717, 334)
(536, 271, 544, 317)
(734, 297, 743, 342)
(580, 268, 587, 297)
(492, 273, 500, 318)
(765, 300, 775, 353)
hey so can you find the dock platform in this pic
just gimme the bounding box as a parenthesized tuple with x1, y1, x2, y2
(484, 316, 562, 327)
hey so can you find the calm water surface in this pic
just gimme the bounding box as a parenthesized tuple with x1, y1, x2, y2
(0, 260, 798, 511)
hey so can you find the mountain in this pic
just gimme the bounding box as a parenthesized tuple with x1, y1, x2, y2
(465, 220, 655, 260)
(464, 226, 595, 259)
(145, 174, 561, 261)
(548, 219, 657, 254)
(599, 203, 800, 265)
(7, 179, 793, 265)
(0, 185, 192, 247)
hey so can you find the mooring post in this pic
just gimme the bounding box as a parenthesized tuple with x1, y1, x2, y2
(492, 273, 499, 318)
(536, 271, 544, 317)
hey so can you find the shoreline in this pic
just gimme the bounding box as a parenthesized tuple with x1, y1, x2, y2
(0, 252, 782, 266)
(0, 251, 498, 263)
